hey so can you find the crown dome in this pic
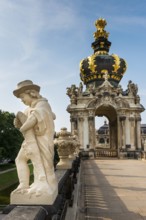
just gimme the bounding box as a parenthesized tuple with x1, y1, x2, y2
(80, 18, 127, 88)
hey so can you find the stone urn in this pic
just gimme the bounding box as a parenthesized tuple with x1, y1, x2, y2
(54, 127, 76, 169)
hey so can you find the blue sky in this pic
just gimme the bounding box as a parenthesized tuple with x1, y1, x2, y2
(0, 0, 146, 131)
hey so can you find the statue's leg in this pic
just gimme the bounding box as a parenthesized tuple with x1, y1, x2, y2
(31, 155, 46, 182)
(14, 147, 30, 193)
(24, 140, 46, 183)
(23, 132, 47, 183)
(26, 142, 52, 196)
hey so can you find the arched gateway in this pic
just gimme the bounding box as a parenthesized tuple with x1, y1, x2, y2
(66, 18, 144, 157)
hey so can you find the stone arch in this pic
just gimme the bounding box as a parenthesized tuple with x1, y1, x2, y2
(95, 104, 117, 122)
(95, 104, 118, 149)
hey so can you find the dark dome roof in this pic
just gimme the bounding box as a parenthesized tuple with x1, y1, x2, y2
(80, 18, 127, 88)
(97, 121, 109, 134)
(141, 124, 146, 128)
(141, 124, 146, 134)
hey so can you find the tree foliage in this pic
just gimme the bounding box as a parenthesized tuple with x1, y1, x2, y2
(0, 110, 23, 162)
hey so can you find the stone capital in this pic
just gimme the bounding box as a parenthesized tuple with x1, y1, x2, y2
(136, 117, 141, 122)
(70, 117, 77, 123)
(88, 116, 94, 121)
(119, 116, 126, 121)
(78, 117, 84, 122)
(129, 117, 135, 121)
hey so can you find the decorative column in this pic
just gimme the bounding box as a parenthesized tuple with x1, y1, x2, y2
(119, 116, 126, 149)
(88, 116, 96, 149)
(78, 117, 84, 149)
(125, 116, 131, 147)
(144, 139, 146, 151)
(70, 117, 77, 134)
(135, 116, 141, 150)
(109, 122, 113, 149)
(117, 115, 122, 157)
(109, 120, 117, 149)
(83, 116, 89, 150)
(129, 116, 135, 149)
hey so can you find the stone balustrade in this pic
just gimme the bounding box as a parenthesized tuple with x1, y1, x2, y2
(95, 148, 117, 157)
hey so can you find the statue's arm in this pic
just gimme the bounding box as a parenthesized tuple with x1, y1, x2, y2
(13, 111, 25, 129)
(13, 117, 22, 129)
(20, 114, 37, 133)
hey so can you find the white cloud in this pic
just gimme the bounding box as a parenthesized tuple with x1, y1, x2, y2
(40, 1, 78, 30)
(0, 0, 82, 75)
(109, 15, 146, 28)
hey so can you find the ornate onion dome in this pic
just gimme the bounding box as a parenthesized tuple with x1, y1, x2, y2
(80, 18, 127, 87)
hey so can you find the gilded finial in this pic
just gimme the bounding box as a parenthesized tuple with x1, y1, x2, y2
(95, 18, 107, 29)
(94, 18, 109, 40)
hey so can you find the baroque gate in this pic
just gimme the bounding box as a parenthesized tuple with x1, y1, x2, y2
(66, 18, 144, 157)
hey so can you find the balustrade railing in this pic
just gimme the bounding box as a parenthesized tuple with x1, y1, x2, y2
(95, 148, 118, 157)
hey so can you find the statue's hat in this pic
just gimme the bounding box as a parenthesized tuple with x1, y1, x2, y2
(13, 80, 40, 97)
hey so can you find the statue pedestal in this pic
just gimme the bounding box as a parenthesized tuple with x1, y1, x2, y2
(10, 188, 58, 205)
(3, 169, 76, 220)
(56, 157, 73, 169)
(10, 173, 60, 205)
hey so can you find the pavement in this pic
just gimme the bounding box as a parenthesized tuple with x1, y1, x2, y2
(76, 159, 146, 220)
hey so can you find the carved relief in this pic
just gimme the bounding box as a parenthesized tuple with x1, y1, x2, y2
(115, 98, 129, 108)
(88, 99, 97, 108)
(88, 110, 95, 117)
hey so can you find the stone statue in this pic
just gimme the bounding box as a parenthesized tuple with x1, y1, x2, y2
(11, 80, 58, 205)
(66, 85, 78, 104)
(127, 80, 138, 97)
(78, 82, 83, 96)
(66, 84, 78, 98)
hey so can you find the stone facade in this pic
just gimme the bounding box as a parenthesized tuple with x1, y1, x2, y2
(67, 78, 144, 153)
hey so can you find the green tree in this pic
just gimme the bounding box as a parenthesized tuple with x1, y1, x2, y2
(0, 110, 23, 162)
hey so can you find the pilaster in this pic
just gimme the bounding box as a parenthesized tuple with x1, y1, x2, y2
(78, 117, 84, 148)
(129, 116, 135, 149)
(88, 116, 96, 149)
(119, 116, 126, 149)
(136, 116, 141, 150)
(70, 117, 77, 134)
(125, 116, 130, 146)
(83, 116, 89, 149)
